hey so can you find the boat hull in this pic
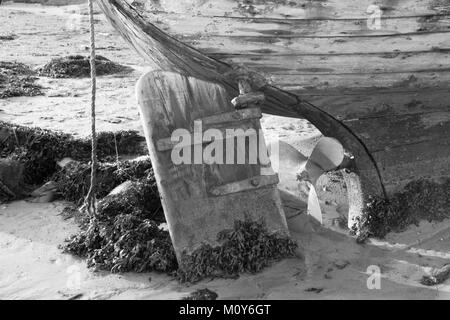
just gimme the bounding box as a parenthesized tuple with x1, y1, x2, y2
(98, 0, 450, 195)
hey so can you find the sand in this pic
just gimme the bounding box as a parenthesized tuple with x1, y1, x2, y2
(1, 1, 450, 300)
(2, 200, 450, 300)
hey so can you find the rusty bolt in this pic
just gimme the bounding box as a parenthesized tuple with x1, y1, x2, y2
(250, 177, 260, 187)
(210, 189, 221, 196)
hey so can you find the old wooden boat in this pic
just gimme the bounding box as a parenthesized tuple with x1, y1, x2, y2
(97, 0, 450, 200)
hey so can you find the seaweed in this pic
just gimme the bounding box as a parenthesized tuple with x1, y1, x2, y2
(0, 158, 27, 202)
(0, 35, 17, 41)
(53, 158, 155, 206)
(57, 144, 297, 282)
(64, 195, 297, 282)
(65, 215, 176, 273)
(352, 178, 450, 242)
(177, 219, 298, 283)
(62, 177, 176, 274)
(0, 61, 42, 98)
(420, 264, 450, 286)
(0, 121, 146, 184)
(182, 288, 218, 300)
(38, 55, 132, 78)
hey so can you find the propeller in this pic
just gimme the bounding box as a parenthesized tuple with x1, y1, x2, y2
(268, 137, 344, 224)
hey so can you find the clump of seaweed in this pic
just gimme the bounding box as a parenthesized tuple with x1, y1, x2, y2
(182, 288, 218, 300)
(0, 121, 146, 184)
(63, 215, 176, 273)
(62, 176, 176, 274)
(177, 219, 298, 283)
(0, 34, 17, 41)
(0, 61, 42, 98)
(352, 178, 450, 242)
(420, 264, 450, 286)
(53, 158, 156, 206)
(38, 55, 132, 78)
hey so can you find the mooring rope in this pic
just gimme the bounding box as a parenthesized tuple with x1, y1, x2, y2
(84, 0, 98, 216)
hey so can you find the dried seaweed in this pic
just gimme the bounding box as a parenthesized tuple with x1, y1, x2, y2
(38, 55, 132, 78)
(62, 177, 175, 274)
(352, 178, 450, 242)
(65, 216, 176, 273)
(182, 288, 218, 300)
(0, 121, 146, 184)
(177, 219, 298, 283)
(53, 158, 155, 206)
(0, 35, 17, 41)
(420, 264, 450, 286)
(64, 202, 297, 282)
(0, 61, 42, 98)
(59, 152, 297, 282)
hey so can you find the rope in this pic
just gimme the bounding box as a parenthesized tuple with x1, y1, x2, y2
(84, 0, 98, 216)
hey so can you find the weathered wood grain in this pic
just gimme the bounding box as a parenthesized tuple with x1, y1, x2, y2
(297, 88, 450, 120)
(140, 11, 450, 37)
(373, 136, 450, 192)
(186, 33, 450, 55)
(272, 71, 450, 91)
(216, 51, 450, 75)
(345, 111, 450, 151)
(200, 107, 262, 125)
(136, 0, 450, 19)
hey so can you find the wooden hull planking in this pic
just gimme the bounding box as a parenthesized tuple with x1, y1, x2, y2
(97, 0, 450, 195)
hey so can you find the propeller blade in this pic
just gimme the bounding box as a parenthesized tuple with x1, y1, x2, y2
(299, 137, 345, 185)
(301, 137, 344, 225)
(268, 140, 308, 173)
(267, 137, 344, 226)
(299, 160, 325, 186)
(307, 182, 323, 224)
(267, 140, 308, 193)
(308, 137, 344, 171)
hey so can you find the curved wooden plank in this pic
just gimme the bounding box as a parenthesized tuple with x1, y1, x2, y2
(184, 33, 450, 55)
(272, 71, 450, 92)
(136, 0, 450, 19)
(138, 11, 450, 37)
(217, 51, 450, 75)
(299, 88, 450, 119)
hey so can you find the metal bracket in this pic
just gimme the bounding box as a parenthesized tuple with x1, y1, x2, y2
(209, 174, 279, 196)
